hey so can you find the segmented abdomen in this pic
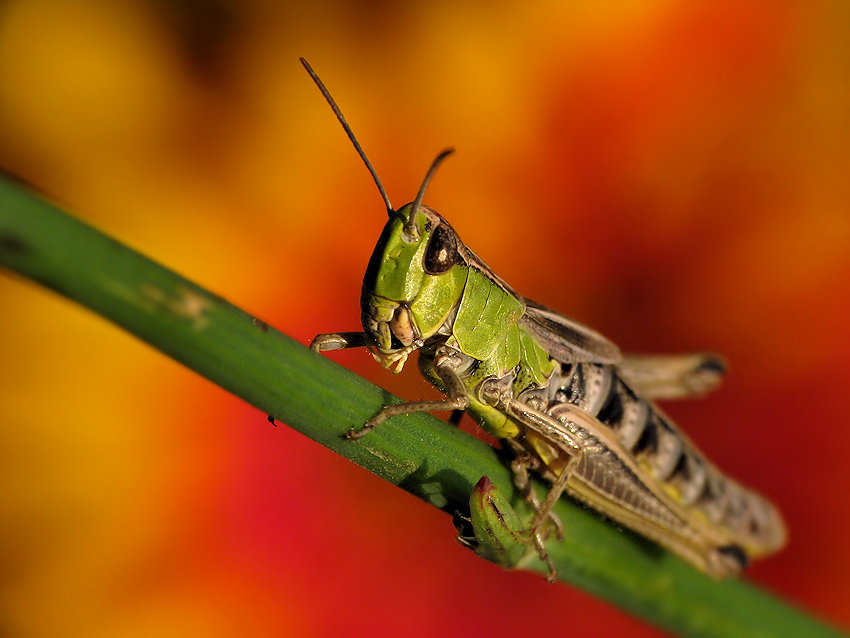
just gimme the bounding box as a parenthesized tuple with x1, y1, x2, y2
(531, 363, 785, 558)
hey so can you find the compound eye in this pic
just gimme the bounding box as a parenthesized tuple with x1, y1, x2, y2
(423, 223, 457, 274)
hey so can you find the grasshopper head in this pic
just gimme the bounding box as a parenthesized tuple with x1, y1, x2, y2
(299, 60, 463, 370)
(360, 203, 467, 371)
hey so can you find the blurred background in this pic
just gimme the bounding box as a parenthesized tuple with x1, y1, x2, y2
(1, 1, 848, 636)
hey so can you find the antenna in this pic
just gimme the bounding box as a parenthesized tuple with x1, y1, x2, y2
(403, 148, 454, 242)
(300, 58, 394, 215)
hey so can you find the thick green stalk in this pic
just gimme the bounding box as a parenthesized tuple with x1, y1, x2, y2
(0, 175, 843, 638)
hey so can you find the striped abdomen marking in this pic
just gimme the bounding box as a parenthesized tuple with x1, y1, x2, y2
(539, 363, 785, 558)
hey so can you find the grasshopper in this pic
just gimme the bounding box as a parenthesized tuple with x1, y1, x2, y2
(302, 59, 786, 580)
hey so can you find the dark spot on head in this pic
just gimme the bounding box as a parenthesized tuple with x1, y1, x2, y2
(423, 223, 458, 275)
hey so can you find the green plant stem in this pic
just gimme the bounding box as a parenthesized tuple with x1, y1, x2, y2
(0, 175, 843, 638)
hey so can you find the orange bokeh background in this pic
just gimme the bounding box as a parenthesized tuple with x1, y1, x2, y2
(1, 1, 849, 636)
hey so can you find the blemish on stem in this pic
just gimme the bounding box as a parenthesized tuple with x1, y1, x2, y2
(139, 283, 212, 330)
(0, 233, 29, 257)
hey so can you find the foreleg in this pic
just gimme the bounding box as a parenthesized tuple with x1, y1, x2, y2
(345, 346, 469, 440)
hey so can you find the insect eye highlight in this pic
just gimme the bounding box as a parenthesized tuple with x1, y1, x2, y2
(423, 224, 457, 274)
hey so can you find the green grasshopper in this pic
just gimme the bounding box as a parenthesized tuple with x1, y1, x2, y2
(303, 59, 786, 580)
